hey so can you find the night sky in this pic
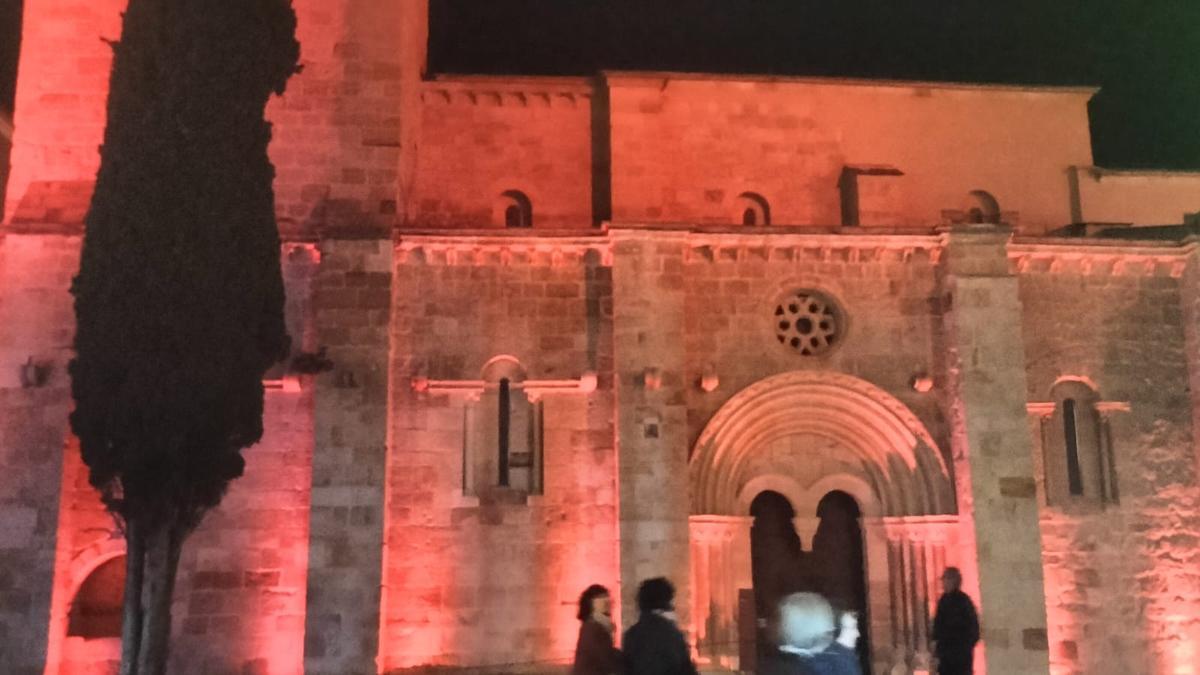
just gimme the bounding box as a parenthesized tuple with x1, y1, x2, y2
(2, 0, 1197, 169)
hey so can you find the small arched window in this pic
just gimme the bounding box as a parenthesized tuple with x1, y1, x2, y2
(734, 192, 770, 226)
(964, 190, 1001, 224)
(1043, 381, 1114, 507)
(495, 190, 532, 229)
(67, 556, 125, 639)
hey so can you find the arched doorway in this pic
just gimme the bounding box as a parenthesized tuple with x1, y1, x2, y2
(745, 488, 870, 670)
(811, 491, 869, 672)
(749, 491, 804, 657)
(688, 371, 959, 674)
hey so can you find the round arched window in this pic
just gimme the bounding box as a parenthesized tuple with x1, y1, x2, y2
(773, 290, 845, 356)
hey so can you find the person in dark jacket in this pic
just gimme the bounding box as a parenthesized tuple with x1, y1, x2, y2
(622, 578, 698, 675)
(759, 593, 849, 675)
(822, 611, 863, 675)
(573, 584, 622, 675)
(931, 567, 980, 675)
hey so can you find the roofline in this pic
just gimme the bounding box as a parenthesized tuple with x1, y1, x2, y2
(600, 70, 1099, 97)
(1080, 166, 1200, 179)
(426, 70, 1100, 98)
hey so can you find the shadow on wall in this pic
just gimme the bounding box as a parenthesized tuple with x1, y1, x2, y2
(1, 110, 13, 220)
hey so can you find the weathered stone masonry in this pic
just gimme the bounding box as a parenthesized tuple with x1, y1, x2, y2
(3, 1, 1200, 674)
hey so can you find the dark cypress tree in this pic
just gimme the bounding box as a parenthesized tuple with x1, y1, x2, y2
(69, 1, 299, 672)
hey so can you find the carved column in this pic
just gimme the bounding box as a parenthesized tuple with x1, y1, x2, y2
(874, 516, 958, 675)
(689, 516, 753, 670)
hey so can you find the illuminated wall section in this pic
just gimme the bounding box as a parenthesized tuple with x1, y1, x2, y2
(35, 246, 317, 675)
(1018, 243, 1200, 675)
(381, 236, 618, 669)
(3, 0, 123, 224)
(605, 73, 1095, 234)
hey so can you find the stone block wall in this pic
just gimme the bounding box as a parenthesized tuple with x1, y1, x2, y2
(304, 238, 392, 675)
(5, 0, 426, 236)
(44, 435, 123, 675)
(383, 237, 617, 669)
(42, 390, 315, 675)
(939, 226, 1050, 675)
(170, 388, 314, 675)
(412, 79, 595, 230)
(0, 233, 78, 674)
(1018, 245, 1200, 675)
(678, 234, 948, 455)
(27, 244, 317, 675)
(610, 230, 692, 631)
(266, 0, 424, 237)
(3, 0, 121, 223)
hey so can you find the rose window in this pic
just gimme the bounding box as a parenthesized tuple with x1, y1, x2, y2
(773, 290, 843, 355)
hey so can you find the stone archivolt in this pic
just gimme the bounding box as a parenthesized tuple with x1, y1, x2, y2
(690, 370, 953, 517)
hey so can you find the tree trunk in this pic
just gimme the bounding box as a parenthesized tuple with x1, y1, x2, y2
(119, 518, 146, 675)
(134, 519, 185, 675)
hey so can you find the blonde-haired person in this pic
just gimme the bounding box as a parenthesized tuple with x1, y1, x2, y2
(760, 593, 860, 675)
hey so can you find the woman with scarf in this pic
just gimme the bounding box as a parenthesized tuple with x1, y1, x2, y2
(573, 584, 623, 675)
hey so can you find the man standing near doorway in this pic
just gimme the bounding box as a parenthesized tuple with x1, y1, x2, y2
(931, 567, 980, 675)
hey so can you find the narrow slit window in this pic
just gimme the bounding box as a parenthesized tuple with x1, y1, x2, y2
(498, 378, 511, 486)
(742, 208, 758, 226)
(1064, 398, 1084, 495)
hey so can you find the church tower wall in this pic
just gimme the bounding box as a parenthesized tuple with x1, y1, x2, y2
(1, 0, 426, 672)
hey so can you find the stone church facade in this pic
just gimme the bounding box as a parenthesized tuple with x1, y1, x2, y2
(2, 2, 1200, 674)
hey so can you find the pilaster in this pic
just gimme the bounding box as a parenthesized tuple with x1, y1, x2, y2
(0, 233, 79, 674)
(611, 229, 692, 632)
(303, 238, 393, 674)
(937, 224, 1050, 674)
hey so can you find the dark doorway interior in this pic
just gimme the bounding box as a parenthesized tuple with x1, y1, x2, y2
(748, 489, 870, 668)
(811, 490, 870, 671)
(749, 490, 808, 655)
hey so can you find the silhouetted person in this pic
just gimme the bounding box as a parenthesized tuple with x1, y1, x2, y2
(931, 567, 980, 675)
(622, 578, 697, 675)
(760, 592, 859, 675)
(825, 611, 863, 675)
(574, 584, 622, 675)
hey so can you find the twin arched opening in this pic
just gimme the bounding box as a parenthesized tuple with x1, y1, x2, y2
(688, 371, 957, 674)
